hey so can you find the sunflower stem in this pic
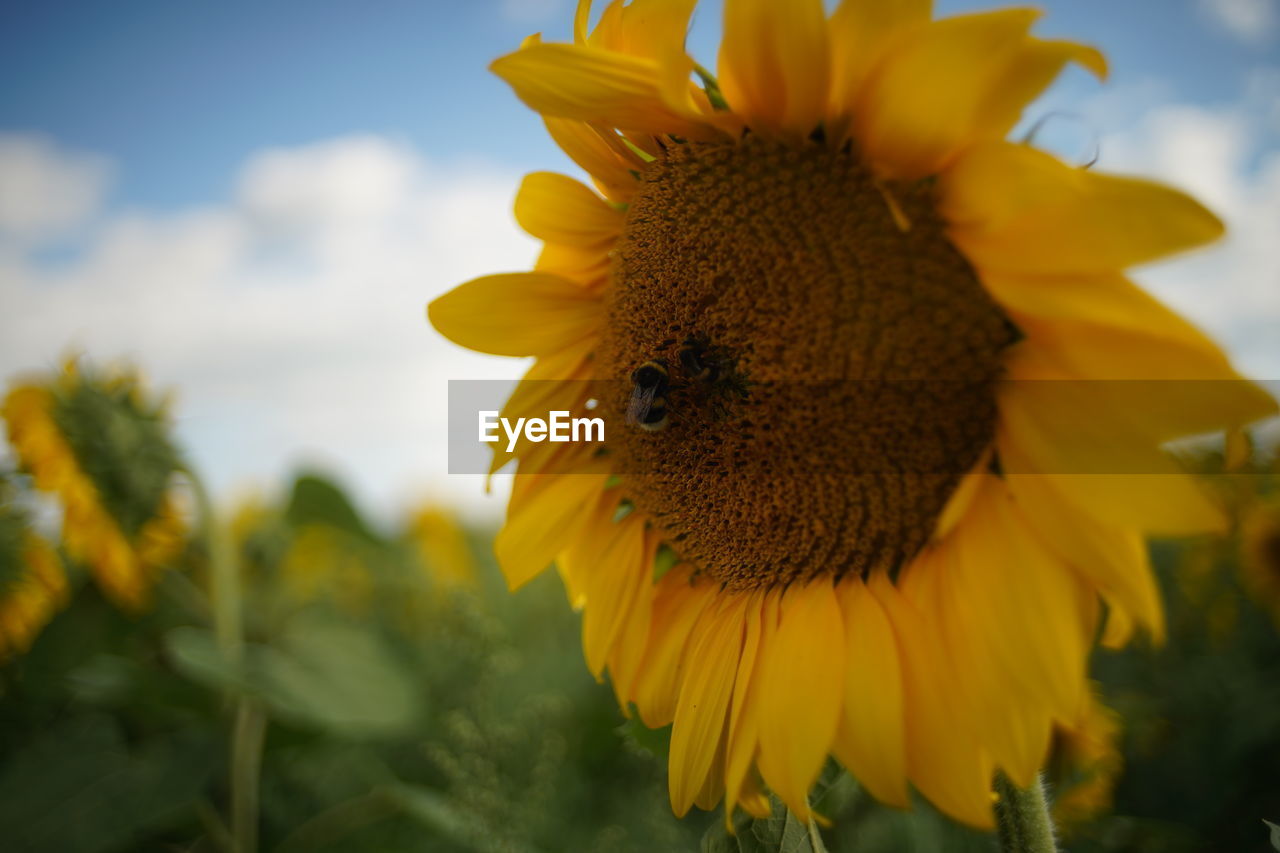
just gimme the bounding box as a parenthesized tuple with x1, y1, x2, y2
(806, 816, 828, 852)
(183, 462, 264, 853)
(994, 772, 1059, 853)
(182, 463, 241, 666)
(230, 699, 267, 853)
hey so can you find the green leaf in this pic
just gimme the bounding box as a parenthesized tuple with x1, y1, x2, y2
(164, 625, 252, 693)
(702, 796, 828, 853)
(165, 618, 424, 738)
(286, 473, 376, 542)
(616, 717, 672, 761)
(0, 714, 213, 853)
(251, 616, 424, 737)
(384, 783, 474, 845)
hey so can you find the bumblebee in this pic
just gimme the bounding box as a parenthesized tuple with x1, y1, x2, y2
(626, 360, 670, 431)
(677, 336, 721, 382)
(680, 335, 748, 393)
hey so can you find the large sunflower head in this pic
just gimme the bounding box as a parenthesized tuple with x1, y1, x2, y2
(2, 359, 185, 610)
(429, 0, 1277, 830)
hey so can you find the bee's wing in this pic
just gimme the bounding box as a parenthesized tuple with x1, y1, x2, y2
(625, 383, 660, 425)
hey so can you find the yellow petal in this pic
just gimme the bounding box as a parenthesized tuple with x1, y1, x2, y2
(693, 730, 729, 812)
(632, 571, 717, 727)
(932, 447, 993, 540)
(544, 117, 642, 203)
(579, 514, 650, 678)
(515, 171, 625, 247)
(491, 42, 709, 137)
(736, 770, 773, 819)
(592, 0, 699, 64)
(669, 594, 747, 817)
(917, 548, 1052, 788)
(986, 273, 1277, 434)
(488, 338, 597, 478)
(832, 577, 909, 808)
(574, 0, 592, 43)
(756, 579, 844, 819)
(858, 9, 1058, 179)
(827, 0, 930, 143)
(998, 348, 1228, 535)
(974, 37, 1106, 137)
(428, 272, 602, 357)
(1100, 599, 1136, 649)
(718, 0, 829, 138)
(494, 471, 610, 589)
(724, 590, 770, 825)
(608, 530, 660, 706)
(1004, 468, 1165, 644)
(949, 477, 1090, 722)
(535, 241, 612, 288)
(871, 571, 995, 829)
(941, 141, 1224, 274)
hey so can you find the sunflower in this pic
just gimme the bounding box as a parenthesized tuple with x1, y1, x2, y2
(407, 505, 478, 590)
(0, 477, 69, 660)
(1240, 500, 1280, 625)
(2, 360, 184, 610)
(1049, 690, 1122, 832)
(428, 0, 1276, 830)
(280, 524, 375, 611)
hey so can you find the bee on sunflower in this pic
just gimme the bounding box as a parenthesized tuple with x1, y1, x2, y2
(428, 0, 1276, 834)
(2, 360, 185, 611)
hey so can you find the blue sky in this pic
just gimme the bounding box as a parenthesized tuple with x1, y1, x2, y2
(2, 0, 1278, 516)
(4, 0, 1275, 208)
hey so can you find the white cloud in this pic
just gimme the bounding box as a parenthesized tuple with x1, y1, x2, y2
(0, 135, 536, 521)
(1199, 0, 1278, 45)
(0, 133, 113, 245)
(1079, 74, 1280, 379)
(5, 83, 1278, 523)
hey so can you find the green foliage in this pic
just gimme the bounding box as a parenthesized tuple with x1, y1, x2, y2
(51, 371, 178, 537)
(0, 714, 214, 853)
(285, 473, 377, 543)
(0, 472, 30, 589)
(1, 469, 708, 852)
(4, 437, 1280, 852)
(703, 798, 825, 853)
(168, 617, 424, 737)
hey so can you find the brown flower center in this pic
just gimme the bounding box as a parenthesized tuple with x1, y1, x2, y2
(598, 136, 1016, 591)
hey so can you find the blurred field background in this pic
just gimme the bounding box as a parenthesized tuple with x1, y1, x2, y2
(3, 0, 1280, 851)
(2, 398, 1278, 851)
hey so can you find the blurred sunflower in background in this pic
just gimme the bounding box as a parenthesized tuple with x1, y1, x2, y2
(2, 360, 185, 611)
(407, 505, 479, 592)
(430, 0, 1277, 832)
(0, 474, 68, 661)
(1240, 500, 1280, 626)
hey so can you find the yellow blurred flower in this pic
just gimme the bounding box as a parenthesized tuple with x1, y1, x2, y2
(1052, 692, 1123, 831)
(1241, 501, 1280, 625)
(2, 361, 184, 610)
(0, 534, 69, 661)
(1, 475, 70, 660)
(428, 0, 1276, 829)
(280, 525, 373, 612)
(406, 506, 476, 590)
